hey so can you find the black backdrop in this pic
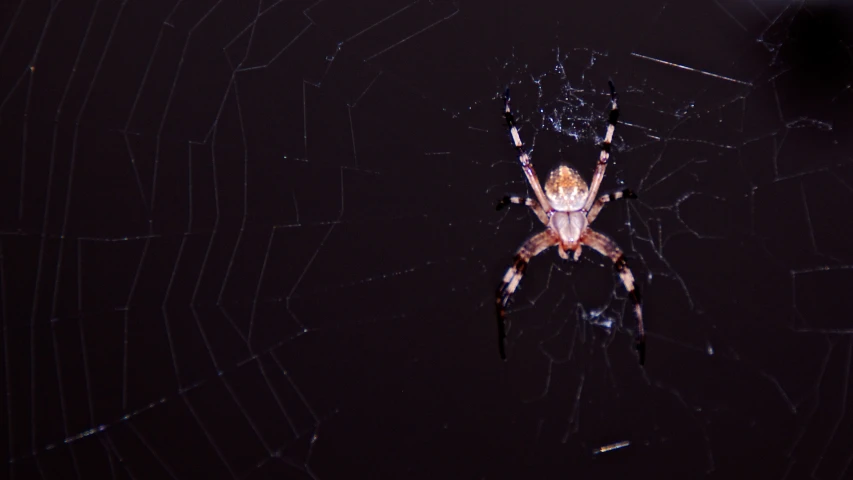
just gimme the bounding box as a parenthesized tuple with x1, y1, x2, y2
(2, 0, 853, 479)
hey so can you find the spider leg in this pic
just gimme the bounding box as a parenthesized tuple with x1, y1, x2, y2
(504, 90, 553, 213)
(496, 230, 559, 359)
(496, 195, 550, 225)
(586, 188, 636, 225)
(580, 229, 645, 365)
(582, 81, 620, 213)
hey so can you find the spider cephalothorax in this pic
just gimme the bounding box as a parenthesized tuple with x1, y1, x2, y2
(495, 82, 645, 365)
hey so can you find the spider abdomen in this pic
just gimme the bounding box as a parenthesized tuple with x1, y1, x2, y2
(544, 164, 589, 211)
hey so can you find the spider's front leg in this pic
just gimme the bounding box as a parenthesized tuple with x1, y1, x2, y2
(496, 230, 559, 359)
(580, 229, 645, 365)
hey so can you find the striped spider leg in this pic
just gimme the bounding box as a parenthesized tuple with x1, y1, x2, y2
(496, 81, 646, 365)
(586, 188, 637, 224)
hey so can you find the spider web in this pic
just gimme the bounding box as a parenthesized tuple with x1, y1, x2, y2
(1, 0, 853, 478)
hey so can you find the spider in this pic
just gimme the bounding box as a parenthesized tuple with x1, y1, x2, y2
(495, 81, 645, 365)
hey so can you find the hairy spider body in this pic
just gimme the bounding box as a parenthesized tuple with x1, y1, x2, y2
(496, 82, 646, 365)
(545, 164, 588, 211)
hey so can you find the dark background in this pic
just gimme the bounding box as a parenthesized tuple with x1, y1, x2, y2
(2, 0, 853, 478)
